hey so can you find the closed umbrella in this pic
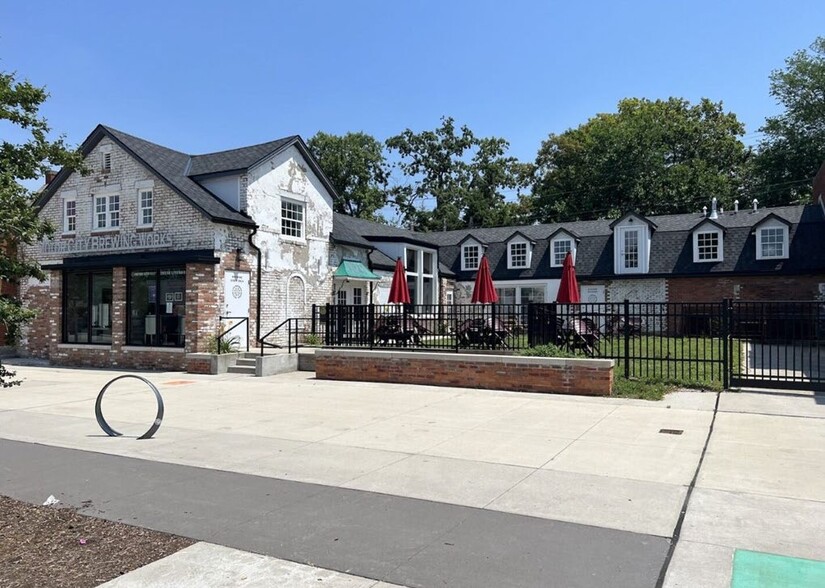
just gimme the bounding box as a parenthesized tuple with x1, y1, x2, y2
(555, 252, 580, 303)
(471, 255, 498, 304)
(388, 257, 411, 304)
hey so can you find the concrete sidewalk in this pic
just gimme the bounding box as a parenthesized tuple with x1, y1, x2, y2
(1, 362, 824, 586)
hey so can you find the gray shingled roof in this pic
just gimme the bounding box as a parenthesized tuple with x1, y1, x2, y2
(335, 205, 825, 281)
(188, 136, 298, 176)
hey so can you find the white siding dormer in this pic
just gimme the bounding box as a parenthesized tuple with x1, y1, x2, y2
(460, 238, 483, 271)
(692, 220, 724, 263)
(756, 218, 790, 260)
(506, 233, 533, 269)
(612, 214, 652, 274)
(550, 231, 577, 267)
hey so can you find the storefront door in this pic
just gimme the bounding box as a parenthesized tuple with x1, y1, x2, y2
(223, 271, 250, 349)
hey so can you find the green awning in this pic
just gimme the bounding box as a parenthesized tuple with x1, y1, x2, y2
(334, 259, 381, 281)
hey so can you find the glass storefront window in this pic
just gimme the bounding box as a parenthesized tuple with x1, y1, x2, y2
(422, 277, 433, 304)
(128, 267, 186, 347)
(406, 248, 417, 272)
(64, 271, 112, 344)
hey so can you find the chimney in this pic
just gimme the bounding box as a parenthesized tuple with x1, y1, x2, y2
(710, 197, 718, 220)
(734, 199, 739, 213)
(752, 198, 758, 212)
(45, 170, 58, 185)
(702, 206, 707, 217)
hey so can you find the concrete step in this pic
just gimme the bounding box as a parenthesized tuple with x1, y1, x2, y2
(243, 352, 263, 360)
(234, 358, 256, 367)
(227, 365, 256, 375)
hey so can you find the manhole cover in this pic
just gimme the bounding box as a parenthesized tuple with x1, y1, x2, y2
(659, 428, 684, 435)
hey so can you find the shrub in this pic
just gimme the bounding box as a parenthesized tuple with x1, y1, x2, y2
(519, 344, 584, 359)
(303, 333, 322, 347)
(206, 334, 240, 354)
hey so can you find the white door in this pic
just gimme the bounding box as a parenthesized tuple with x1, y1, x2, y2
(223, 271, 250, 349)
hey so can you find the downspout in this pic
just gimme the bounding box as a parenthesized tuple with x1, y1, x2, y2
(247, 225, 262, 344)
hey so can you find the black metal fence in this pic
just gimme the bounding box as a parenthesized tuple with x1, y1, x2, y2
(283, 300, 824, 390)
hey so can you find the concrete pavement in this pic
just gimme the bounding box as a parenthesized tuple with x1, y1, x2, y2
(1, 361, 824, 586)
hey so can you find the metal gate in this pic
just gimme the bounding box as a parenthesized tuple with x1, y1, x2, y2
(728, 300, 825, 391)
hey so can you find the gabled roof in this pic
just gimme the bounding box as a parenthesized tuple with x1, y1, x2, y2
(608, 211, 658, 230)
(548, 227, 581, 241)
(37, 125, 255, 227)
(457, 234, 486, 247)
(505, 230, 536, 245)
(691, 218, 726, 233)
(753, 212, 792, 229)
(332, 213, 434, 248)
(188, 137, 298, 176)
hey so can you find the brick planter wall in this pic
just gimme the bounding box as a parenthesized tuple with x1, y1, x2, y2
(315, 349, 614, 396)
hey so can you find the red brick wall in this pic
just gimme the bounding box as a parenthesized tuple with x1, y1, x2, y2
(667, 274, 825, 303)
(316, 350, 613, 396)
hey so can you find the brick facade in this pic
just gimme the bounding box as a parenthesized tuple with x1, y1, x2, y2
(315, 349, 614, 396)
(667, 274, 825, 303)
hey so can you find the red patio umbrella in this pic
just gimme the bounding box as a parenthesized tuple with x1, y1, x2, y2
(387, 257, 411, 304)
(471, 255, 498, 303)
(555, 251, 580, 303)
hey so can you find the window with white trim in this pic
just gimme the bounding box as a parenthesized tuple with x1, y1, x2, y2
(622, 228, 639, 270)
(337, 289, 347, 305)
(138, 189, 153, 226)
(509, 242, 529, 269)
(445, 290, 454, 305)
(462, 244, 480, 271)
(281, 200, 304, 239)
(757, 226, 788, 259)
(93, 194, 120, 230)
(694, 230, 722, 262)
(353, 287, 363, 305)
(63, 197, 76, 234)
(552, 238, 573, 266)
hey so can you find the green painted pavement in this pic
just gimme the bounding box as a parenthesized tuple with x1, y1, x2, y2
(732, 549, 825, 587)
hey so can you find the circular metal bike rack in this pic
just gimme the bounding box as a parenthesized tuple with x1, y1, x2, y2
(95, 375, 164, 440)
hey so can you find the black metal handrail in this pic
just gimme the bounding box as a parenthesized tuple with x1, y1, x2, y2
(217, 316, 249, 354)
(259, 318, 291, 356)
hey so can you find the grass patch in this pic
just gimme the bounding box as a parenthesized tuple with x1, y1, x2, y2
(519, 343, 583, 359)
(612, 377, 674, 401)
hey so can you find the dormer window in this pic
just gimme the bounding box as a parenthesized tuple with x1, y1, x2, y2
(611, 213, 654, 274)
(695, 231, 720, 261)
(509, 242, 528, 268)
(757, 226, 788, 259)
(462, 244, 480, 271)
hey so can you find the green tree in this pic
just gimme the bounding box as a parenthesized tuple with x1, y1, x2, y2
(307, 131, 389, 220)
(386, 117, 474, 231)
(530, 98, 748, 222)
(0, 71, 85, 386)
(752, 37, 825, 205)
(386, 117, 530, 230)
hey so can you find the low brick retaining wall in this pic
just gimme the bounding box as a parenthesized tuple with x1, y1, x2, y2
(315, 349, 614, 396)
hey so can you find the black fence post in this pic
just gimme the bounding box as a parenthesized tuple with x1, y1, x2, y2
(311, 304, 317, 335)
(325, 303, 332, 346)
(721, 298, 730, 390)
(623, 299, 630, 379)
(369, 304, 375, 350)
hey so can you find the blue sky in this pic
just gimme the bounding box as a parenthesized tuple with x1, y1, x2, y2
(2, 0, 822, 169)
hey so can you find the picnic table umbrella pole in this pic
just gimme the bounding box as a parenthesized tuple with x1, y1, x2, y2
(470, 255, 500, 347)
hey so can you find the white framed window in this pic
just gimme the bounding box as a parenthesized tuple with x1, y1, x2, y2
(757, 226, 788, 259)
(694, 230, 722, 262)
(462, 244, 480, 271)
(102, 151, 112, 174)
(93, 194, 120, 230)
(337, 289, 347, 305)
(552, 238, 573, 267)
(445, 290, 454, 305)
(353, 287, 363, 305)
(138, 189, 154, 227)
(508, 242, 529, 269)
(63, 197, 77, 234)
(281, 199, 304, 239)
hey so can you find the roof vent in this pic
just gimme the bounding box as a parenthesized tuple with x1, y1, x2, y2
(710, 197, 719, 220)
(703, 206, 707, 217)
(752, 198, 759, 212)
(734, 199, 739, 213)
